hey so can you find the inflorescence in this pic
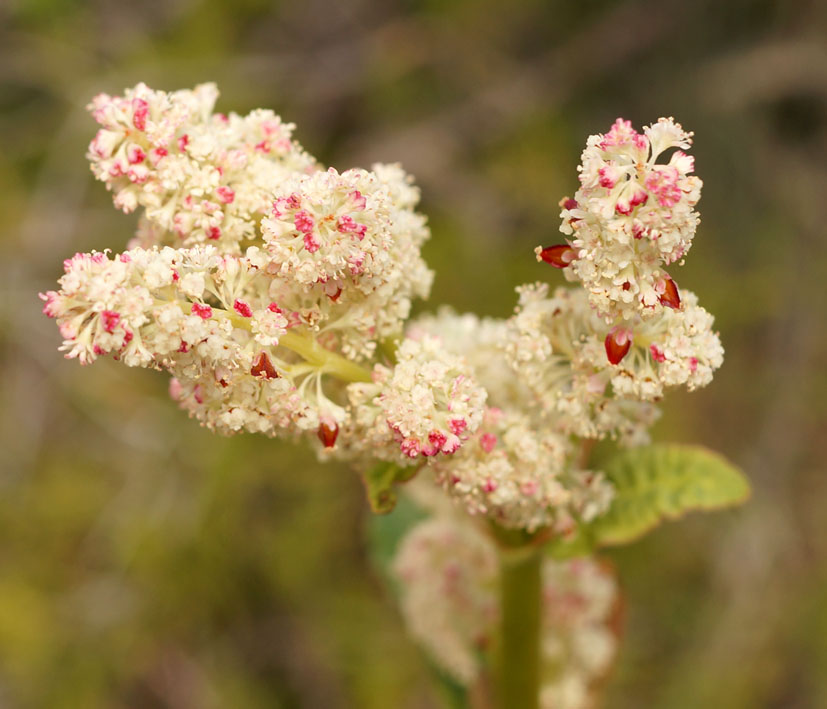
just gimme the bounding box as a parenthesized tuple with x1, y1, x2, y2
(42, 87, 723, 694)
(42, 86, 722, 529)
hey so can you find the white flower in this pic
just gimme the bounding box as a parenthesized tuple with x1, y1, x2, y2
(392, 516, 498, 684)
(600, 290, 724, 401)
(40, 245, 359, 440)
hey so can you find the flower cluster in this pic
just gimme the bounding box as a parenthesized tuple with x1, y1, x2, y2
(392, 515, 498, 684)
(43, 83, 482, 459)
(391, 506, 620, 707)
(538, 117, 702, 324)
(88, 82, 316, 251)
(430, 407, 613, 533)
(44, 94, 724, 538)
(520, 117, 722, 448)
(408, 309, 614, 531)
(44, 92, 728, 706)
(260, 165, 433, 360)
(507, 282, 721, 413)
(40, 245, 332, 436)
(342, 335, 487, 463)
(539, 559, 621, 709)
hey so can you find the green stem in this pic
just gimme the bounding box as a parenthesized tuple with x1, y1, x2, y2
(497, 544, 542, 709)
(175, 301, 373, 383)
(279, 331, 372, 383)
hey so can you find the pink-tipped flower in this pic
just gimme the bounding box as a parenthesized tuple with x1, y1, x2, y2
(479, 433, 497, 453)
(558, 116, 702, 323)
(191, 302, 213, 319)
(605, 327, 633, 365)
(233, 299, 253, 317)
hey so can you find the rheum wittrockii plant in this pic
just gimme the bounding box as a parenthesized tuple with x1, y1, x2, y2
(41, 86, 749, 708)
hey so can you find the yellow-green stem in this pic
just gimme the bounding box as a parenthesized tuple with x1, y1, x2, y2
(177, 301, 373, 383)
(497, 544, 542, 709)
(279, 331, 372, 383)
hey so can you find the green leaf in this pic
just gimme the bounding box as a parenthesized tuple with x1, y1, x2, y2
(592, 444, 750, 546)
(366, 497, 470, 708)
(361, 461, 418, 514)
(366, 494, 426, 582)
(545, 523, 596, 560)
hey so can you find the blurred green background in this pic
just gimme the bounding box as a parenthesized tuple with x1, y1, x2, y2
(2, 0, 826, 706)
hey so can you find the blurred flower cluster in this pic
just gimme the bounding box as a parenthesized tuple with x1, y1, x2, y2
(392, 481, 621, 708)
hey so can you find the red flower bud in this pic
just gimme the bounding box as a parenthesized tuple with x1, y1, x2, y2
(658, 275, 681, 309)
(605, 327, 633, 365)
(317, 420, 339, 448)
(250, 351, 279, 379)
(538, 244, 577, 268)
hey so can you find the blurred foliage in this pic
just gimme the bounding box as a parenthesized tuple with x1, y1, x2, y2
(1, 0, 826, 706)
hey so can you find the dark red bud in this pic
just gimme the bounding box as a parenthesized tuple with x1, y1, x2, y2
(317, 421, 339, 448)
(605, 328, 633, 365)
(562, 198, 578, 211)
(659, 276, 681, 309)
(538, 244, 577, 268)
(250, 351, 279, 379)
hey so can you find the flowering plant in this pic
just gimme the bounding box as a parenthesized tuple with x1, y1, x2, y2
(41, 84, 749, 708)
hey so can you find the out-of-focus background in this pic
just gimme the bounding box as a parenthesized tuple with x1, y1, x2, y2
(1, 0, 826, 706)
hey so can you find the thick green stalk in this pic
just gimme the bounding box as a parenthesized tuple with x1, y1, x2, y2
(497, 544, 542, 709)
(279, 330, 372, 383)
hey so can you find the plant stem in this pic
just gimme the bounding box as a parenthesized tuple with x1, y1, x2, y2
(279, 331, 373, 382)
(177, 301, 373, 383)
(497, 543, 542, 709)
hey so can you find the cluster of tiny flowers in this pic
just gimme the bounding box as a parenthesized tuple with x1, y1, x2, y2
(391, 508, 619, 706)
(430, 407, 613, 533)
(592, 291, 724, 401)
(88, 83, 316, 251)
(46, 95, 722, 541)
(503, 284, 658, 442)
(407, 310, 613, 531)
(539, 560, 620, 709)
(407, 309, 535, 411)
(38, 246, 343, 436)
(507, 283, 722, 410)
(392, 515, 498, 684)
(538, 117, 701, 324)
(44, 83, 480, 456)
(86, 84, 435, 362)
(260, 164, 433, 360)
(341, 336, 487, 463)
